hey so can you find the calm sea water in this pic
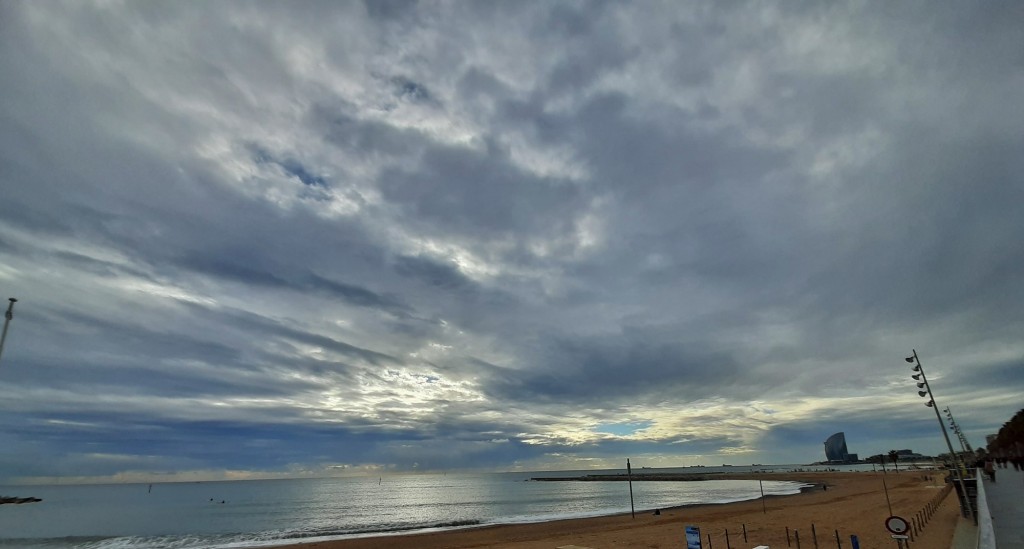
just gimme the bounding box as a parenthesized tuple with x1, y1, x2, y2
(0, 465, 860, 549)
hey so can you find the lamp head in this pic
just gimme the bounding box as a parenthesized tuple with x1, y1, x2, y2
(917, 382, 926, 389)
(918, 390, 928, 397)
(905, 356, 915, 363)
(912, 373, 921, 380)
(912, 365, 921, 372)
(926, 400, 934, 407)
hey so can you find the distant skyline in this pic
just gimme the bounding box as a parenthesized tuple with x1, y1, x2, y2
(1, 1, 1022, 484)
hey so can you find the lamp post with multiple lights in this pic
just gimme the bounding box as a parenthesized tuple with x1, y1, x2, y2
(906, 349, 973, 521)
(0, 297, 16, 366)
(944, 406, 973, 457)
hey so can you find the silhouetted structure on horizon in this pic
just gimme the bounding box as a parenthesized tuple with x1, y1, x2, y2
(824, 432, 859, 463)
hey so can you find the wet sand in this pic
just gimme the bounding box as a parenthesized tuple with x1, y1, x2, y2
(272, 471, 961, 548)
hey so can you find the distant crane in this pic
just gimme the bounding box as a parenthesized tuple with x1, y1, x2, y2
(0, 298, 17, 366)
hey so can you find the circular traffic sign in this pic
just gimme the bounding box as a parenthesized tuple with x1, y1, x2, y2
(885, 515, 909, 534)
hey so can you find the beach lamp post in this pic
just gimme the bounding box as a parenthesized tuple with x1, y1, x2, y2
(946, 416, 967, 456)
(906, 349, 972, 521)
(0, 298, 16, 367)
(944, 407, 973, 455)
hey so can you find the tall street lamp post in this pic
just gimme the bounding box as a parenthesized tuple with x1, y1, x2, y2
(906, 349, 973, 521)
(944, 406, 972, 456)
(0, 298, 16, 366)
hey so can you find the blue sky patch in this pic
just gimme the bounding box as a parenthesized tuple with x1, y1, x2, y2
(595, 421, 653, 437)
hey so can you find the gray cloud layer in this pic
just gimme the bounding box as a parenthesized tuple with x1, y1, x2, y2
(0, 0, 1021, 482)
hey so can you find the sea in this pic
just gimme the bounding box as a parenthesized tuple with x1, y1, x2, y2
(0, 464, 873, 549)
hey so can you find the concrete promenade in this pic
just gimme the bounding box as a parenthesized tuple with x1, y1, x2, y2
(984, 465, 1024, 548)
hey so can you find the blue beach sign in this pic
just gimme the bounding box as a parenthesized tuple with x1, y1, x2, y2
(685, 525, 702, 549)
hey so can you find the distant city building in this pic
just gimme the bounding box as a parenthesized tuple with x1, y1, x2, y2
(895, 449, 927, 461)
(824, 432, 855, 462)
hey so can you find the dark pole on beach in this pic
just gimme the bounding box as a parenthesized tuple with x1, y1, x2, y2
(906, 349, 973, 521)
(626, 459, 635, 519)
(0, 298, 17, 367)
(881, 475, 893, 515)
(759, 479, 766, 514)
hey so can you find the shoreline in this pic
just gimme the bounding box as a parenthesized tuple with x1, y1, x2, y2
(269, 479, 814, 546)
(528, 471, 824, 482)
(263, 471, 960, 549)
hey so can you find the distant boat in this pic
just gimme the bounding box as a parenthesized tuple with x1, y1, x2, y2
(0, 496, 41, 505)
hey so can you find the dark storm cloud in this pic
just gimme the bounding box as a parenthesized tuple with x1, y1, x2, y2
(305, 273, 411, 315)
(0, 0, 1021, 481)
(487, 331, 740, 404)
(393, 255, 475, 290)
(179, 252, 413, 315)
(182, 303, 402, 367)
(315, 108, 422, 157)
(0, 411, 401, 475)
(181, 254, 292, 288)
(760, 405, 952, 462)
(49, 251, 157, 281)
(11, 307, 242, 371)
(941, 357, 1024, 394)
(363, 0, 418, 21)
(377, 140, 587, 238)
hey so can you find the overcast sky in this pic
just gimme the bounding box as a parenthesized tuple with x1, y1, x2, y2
(0, 1, 1021, 484)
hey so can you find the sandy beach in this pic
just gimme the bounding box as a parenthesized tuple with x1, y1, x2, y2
(276, 471, 962, 549)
